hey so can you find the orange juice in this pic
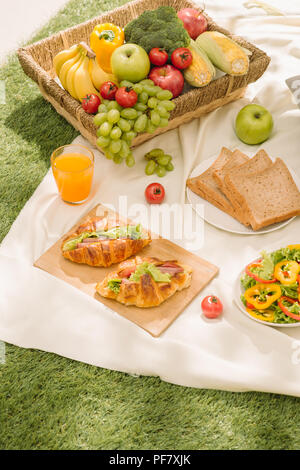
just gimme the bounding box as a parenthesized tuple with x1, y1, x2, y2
(51, 146, 94, 204)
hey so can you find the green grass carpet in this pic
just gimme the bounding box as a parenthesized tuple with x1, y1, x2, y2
(0, 0, 300, 450)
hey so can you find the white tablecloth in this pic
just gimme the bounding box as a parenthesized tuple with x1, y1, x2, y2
(1, 0, 300, 396)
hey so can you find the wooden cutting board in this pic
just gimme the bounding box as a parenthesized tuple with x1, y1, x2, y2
(34, 204, 219, 337)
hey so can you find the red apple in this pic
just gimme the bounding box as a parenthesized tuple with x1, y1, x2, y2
(149, 65, 184, 98)
(177, 8, 208, 40)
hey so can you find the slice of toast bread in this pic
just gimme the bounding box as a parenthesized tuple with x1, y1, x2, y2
(186, 147, 233, 212)
(186, 147, 246, 223)
(213, 149, 250, 194)
(223, 149, 273, 225)
(225, 158, 300, 230)
(187, 178, 236, 215)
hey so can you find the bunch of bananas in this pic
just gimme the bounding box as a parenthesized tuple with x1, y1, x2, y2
(53, 42, 117, 102)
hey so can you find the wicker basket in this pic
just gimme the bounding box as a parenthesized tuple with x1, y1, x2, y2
(17, 0, 270, 151)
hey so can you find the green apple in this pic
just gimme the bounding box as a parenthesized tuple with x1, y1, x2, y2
(235, 104, 274, 145)
(111, 43, 150, 83)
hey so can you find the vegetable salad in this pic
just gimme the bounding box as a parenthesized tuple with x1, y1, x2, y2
(240, 245, 300, 324)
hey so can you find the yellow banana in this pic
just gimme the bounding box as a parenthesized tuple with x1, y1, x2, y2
(59, 51, 81, 90)
(74, 55, 100, 102)
(88, 58, 118, 90)
(53, 44, 79, 77)
(66, 53, 83, 100)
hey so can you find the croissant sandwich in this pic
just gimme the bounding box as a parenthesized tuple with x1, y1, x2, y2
(96, 256, 192, 308)
(61, 215, 151, 267)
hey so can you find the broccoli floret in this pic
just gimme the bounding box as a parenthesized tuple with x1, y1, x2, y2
(155, 5, 176, 21)
(124, 6, 190, 55)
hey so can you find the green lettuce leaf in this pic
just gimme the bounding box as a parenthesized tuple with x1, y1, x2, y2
(271, 247, 300, 265)
(62, 231, 98, 252)
(258, 250, 275, 279)
(130, 262, 171, 283)
(96, 224, 144, 240)
(271, 304, 298, 324)
(280, 283, 299, 299)
(240, 274, 256, 290)
(245, 250, 274, 281)
(107, 279, 122, 294)
(290, 302, 300, 315)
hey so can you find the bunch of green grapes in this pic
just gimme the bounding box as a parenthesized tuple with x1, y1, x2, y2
(93, 79, 175, 167)
(144, 148, 174, 177)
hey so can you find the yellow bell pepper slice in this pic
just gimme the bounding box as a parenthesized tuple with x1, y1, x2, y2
(90, 23, 124, 73)
(287, 244, 300, 250)
(246, 308, 275, 323)
(244, 283, 281, 310)
(274, 260, 300, 286)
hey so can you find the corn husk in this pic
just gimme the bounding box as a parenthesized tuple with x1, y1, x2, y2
(196, 31, 249, 76)
(184, 40, 216, 88)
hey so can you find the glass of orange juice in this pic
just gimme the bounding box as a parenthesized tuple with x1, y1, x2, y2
(51, 144, 94, 204)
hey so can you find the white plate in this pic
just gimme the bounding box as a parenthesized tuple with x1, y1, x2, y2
(234, 262, 300, 328)
(186, 153, 299, 235)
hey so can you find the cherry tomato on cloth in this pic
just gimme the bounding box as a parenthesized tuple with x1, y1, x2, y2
(149, 48, 168, 66)
(100, 81, 118, 100)
(145, 183, 165, 204)
(115, 87, 138, 108)
(82, 94, 101, 114)
(201, 295, 223, 319)
(171, 48, 193, 70)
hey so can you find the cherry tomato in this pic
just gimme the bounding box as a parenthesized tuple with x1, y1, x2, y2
(149, 48, 168, 66)
(81, 94, 101, 114)
(100, 81, 118, 101)
(145, 183, 165, 204)
(201, 295, 223, 319)
(171, 48, 193, 70)
(115, 86, 138, 108)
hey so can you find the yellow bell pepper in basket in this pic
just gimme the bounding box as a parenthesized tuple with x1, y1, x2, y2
(90, 23, 124, 74)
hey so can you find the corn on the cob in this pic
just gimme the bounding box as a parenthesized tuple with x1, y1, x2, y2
(196, 31, 249, 76)
(184, 40, 215, 88)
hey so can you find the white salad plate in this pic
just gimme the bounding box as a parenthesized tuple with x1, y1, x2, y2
(186, 153, 300, 235)
(234, 264, 300, 328)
